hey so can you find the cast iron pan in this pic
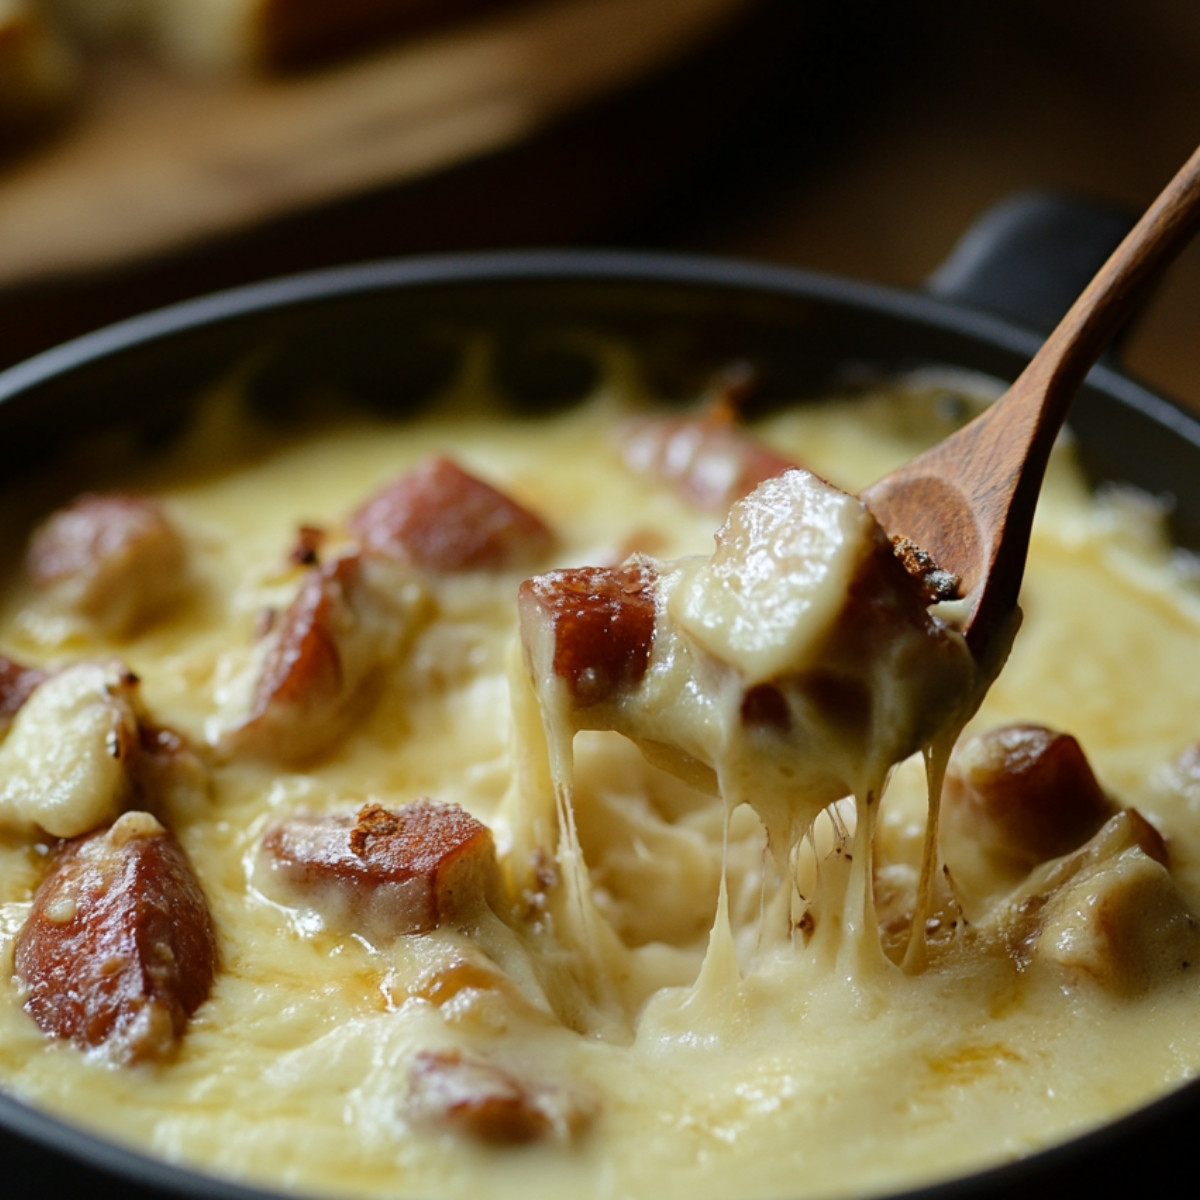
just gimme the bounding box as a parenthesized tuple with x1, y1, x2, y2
(0, 195, 1198, 1200)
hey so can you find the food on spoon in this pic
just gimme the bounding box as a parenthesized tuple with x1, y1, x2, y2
(520, 467, 977, 862)
(518, 560, 657, 708)
(13, 810, 217, 1063)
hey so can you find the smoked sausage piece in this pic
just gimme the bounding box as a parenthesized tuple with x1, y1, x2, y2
(348, 456, 554, 572)
(943, 724, 1116, 872)
(262, 801, 498, 937)
(27, 493, 188, 636)
(517, 560, 657, 708)
(14, 812, 217, 1063)
(617, 410, 798, 513)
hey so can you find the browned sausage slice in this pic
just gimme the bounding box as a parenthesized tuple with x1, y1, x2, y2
(406, 1048, 590, 1144)
(943, 723, 1117, 873)
(517, 560, 658, 708)
(228, 551, 426, 763)
(262, 801, 498, 937)
(348, 456, 555, 572)
(14, 811, 217, 1063)
(26, 493, 188, 636)
(252, 558, 351, 714)
(617, 411, 798, 513)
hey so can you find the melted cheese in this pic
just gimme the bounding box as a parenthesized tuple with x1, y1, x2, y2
(1, 374, 1200, 1200)
(519, 464, 982, 985)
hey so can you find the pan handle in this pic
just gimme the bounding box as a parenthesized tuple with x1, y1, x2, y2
(925, 191, 1136, 343)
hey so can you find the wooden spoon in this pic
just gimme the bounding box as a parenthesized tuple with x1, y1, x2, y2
(861, 144, 1200, 666)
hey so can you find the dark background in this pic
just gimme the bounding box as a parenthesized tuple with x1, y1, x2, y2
(2, 0, 1198, 406)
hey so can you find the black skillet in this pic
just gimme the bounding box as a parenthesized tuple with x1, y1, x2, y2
(0, 193, 1198, 1200)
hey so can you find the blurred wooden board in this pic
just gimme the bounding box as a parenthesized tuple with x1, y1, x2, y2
(0, 0, 753, 289)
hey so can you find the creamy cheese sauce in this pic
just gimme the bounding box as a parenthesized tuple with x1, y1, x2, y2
(2, 365, 1200, 1200)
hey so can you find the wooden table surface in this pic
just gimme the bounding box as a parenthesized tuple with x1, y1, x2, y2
(2, 0, 1198, 410)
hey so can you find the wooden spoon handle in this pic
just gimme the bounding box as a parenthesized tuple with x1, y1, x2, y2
(863, 144, 1200, 661)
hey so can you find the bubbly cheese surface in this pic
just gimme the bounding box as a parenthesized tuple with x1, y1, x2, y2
(2, 369, 1200, 1200)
